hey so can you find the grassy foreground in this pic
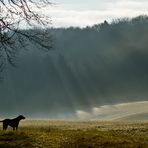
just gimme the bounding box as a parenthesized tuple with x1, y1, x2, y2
(0, 120, 147, 148)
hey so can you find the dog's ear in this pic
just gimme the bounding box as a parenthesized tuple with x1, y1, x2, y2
(22, 115, 25, 119)
(19, 115, 25, 119)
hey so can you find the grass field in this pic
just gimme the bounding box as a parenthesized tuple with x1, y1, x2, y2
(0, 120, 147, 148)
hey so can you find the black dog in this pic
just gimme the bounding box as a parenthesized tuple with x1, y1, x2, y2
(0, 115, 25, 130)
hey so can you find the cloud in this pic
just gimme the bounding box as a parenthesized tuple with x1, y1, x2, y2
(3, 0, 148, 27)
(42, 0, 148, 27)
(76, 101, 148, 120)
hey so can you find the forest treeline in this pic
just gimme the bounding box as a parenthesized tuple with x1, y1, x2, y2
(52, 15, 148, 53)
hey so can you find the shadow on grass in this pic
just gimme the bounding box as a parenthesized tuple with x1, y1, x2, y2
(0, 131, 34, 148)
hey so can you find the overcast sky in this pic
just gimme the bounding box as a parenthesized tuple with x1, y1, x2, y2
(43, 0, 148, 27)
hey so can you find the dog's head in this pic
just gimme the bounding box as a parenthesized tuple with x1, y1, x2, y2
(18, 115, 26, 120)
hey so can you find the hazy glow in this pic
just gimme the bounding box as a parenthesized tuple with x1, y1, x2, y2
(76, 101, 148, 120)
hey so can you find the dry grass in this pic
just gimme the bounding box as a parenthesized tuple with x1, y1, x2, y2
(0, 120, 147, 148)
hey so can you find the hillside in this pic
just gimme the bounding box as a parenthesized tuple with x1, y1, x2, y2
(0, 16, 148, 119)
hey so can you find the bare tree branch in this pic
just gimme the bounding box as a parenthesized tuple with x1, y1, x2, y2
(0, 0, 52, 71)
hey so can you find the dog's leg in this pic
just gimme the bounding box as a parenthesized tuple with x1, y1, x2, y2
(16, 125, 18, 131)
(13, 127, 15, 131)
(3, 123, 8, 130)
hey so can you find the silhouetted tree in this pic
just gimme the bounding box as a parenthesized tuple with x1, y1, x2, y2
(0, 0, 52, 70)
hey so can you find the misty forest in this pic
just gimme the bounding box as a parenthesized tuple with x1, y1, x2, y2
(0, 15, 148, 119)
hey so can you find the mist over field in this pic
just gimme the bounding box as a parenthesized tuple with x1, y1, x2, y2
(77, 101, 148, 120)
(0, 16, 148, 119)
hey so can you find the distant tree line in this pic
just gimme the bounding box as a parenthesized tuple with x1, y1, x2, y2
(51, 15, 148, 56)
(1, 15, 148, 71)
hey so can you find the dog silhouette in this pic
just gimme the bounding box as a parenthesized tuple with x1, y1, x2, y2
(0, 115, 25, 130)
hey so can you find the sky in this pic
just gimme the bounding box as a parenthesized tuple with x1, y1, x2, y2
(43, 0, 148, 27)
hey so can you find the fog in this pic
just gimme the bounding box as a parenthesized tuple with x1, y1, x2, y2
(76, 101, 148, 120)
(0, 16, 148, 119)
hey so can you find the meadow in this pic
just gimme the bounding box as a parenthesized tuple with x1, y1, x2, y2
(0, 120, 147, 148)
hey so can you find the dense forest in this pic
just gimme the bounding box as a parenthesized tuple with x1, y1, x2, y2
(0, 15, 148, 119)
